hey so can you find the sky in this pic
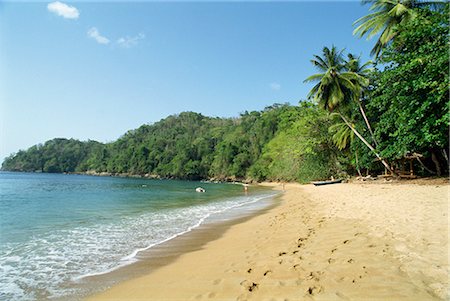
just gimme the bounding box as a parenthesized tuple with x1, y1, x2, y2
(0, 1, 376, 162)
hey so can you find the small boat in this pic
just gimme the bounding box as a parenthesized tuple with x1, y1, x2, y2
(195, 187, 206, 192)
(311, 179, 343, 186)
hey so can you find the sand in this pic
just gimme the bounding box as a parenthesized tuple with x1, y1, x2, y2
(87, 181, 449, 301)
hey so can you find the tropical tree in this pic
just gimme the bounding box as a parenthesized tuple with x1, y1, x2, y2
(345, 54, 378, 147)
(353, 0, 445, 57)
(367, 4, 449, 175)
(304, 46, 393, 173)
(329, 118, 362, 177)
(304, 46, 362, 111)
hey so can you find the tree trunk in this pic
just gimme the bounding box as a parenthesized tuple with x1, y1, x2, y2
(358, 100, 378, 147)
(338, 112, 394, 174)
(442, 149, 449, 165)
(431, 151, 441, 176)
(355, 150, 362, 177)
(416, 157, 435, 175)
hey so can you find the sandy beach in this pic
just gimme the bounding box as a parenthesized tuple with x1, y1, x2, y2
(87, 180, 449, 301)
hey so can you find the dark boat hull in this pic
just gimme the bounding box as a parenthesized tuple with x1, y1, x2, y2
(311, 179, 343, 186)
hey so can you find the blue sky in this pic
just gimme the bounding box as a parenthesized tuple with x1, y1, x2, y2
(1, 1, 375, 161)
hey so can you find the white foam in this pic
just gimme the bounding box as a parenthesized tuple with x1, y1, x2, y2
(0, 191, 278, 300)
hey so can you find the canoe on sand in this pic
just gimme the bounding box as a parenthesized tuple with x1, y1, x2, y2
(311, 179, 343, 186)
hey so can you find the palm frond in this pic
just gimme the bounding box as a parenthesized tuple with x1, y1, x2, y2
(303, 73, 325, 83)
(329, 121, 355, 150)
(353, 0, 426, 57)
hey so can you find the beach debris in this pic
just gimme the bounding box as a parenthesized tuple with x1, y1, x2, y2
(248, 282, 258, 292)
(307, 286, 322, 295)
(240, 280, 259, 292)
(195, 187, 205, 192)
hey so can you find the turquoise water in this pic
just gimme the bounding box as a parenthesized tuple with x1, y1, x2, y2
(0, 172, 276, 300)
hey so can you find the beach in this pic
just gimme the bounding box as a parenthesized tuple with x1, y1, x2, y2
(87, 180, 449, 301)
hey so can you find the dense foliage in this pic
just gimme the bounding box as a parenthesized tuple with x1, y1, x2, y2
(2, 104, 341, 183)
(2, 139, 103, 173)
(367, 6, 449, 175)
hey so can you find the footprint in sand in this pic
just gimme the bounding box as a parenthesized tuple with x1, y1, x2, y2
(240, 280, 259, 292)
(306, 271, 323, 281)
(263, 270, 272, 276)
(212, 279, 223, 285)
(307, 286, 323, 295)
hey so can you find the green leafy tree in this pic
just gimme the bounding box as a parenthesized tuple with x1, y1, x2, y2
(304, 46, 393, 172)
(249, 101, 340, 182)
(353, 0, 445, 57)
(329, 116, 364, 177)
(368, 5, 449, 175)
(345, 54, 378, 147)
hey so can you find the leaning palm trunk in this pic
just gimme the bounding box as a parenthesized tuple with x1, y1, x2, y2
(357, 99, 378, 147)
(442, 149, 449, 165)
(338, 112, 393, 174)
(355, 149, 362, 177)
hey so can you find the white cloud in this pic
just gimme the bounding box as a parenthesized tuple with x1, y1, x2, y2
(269, 82, 281, 91)
(117, 33, 145, 48)
(87, 27, 110, 45)
(47, 1, 79, 19)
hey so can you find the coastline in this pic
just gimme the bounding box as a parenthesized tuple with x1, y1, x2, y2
(67, 184, 280, 301)
(86, 181, 449, 300)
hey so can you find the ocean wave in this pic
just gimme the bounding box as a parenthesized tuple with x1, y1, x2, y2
(0, 191, 277, 300)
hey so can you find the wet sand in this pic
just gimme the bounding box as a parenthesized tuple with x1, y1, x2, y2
(87, 181, 449, 300)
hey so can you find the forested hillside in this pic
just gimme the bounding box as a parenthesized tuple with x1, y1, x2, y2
(2, 103, 342, 182)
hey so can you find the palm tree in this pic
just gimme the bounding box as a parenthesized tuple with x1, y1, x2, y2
(304, 46, 363, 111)
(304, 46, 393, 173)
(329, 118, 355, 151)
(329, 117, 362, 177)
(353, 0, 445, 57)
(345, 54, 378, 147)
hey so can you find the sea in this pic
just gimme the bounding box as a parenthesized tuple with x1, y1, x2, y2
(0, 172, 277, 300)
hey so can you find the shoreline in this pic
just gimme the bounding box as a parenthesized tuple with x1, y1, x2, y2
(67, 185, 281, 301)
(87, 181, 449, 301)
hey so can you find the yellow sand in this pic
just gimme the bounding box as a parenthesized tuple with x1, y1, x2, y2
(87, 182, 449, 301)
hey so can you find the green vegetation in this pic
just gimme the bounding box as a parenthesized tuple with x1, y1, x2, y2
(2, 139, 103, 173)
(2, 2, 448, 181)
(367, 4, 449, 175)
(353, 0, 445, 57)
(2, 105, 341, 183)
